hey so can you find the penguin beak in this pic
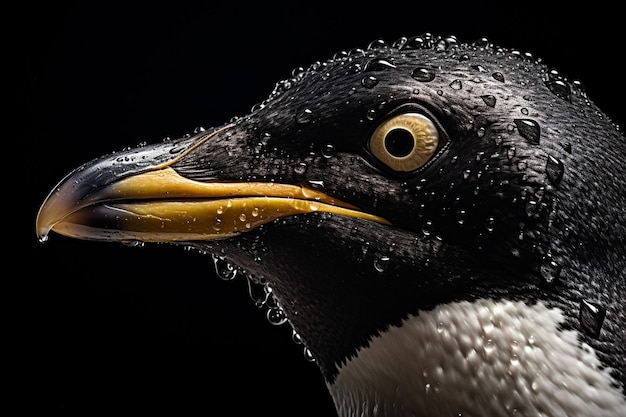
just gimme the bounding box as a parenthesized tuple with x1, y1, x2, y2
(37, 125, 390, 243)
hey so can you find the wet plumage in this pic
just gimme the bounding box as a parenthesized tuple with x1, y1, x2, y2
(37, 34, 626, 416)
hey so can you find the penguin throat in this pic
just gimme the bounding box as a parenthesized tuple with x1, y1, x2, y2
(328, 299, 626, 417)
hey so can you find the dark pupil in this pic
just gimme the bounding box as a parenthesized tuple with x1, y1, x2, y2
(384, 128, 414, 157)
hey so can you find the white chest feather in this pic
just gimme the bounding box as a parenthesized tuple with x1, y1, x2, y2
(329, 299, 626, 417)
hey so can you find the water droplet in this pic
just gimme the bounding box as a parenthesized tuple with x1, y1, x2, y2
(366, 109, 377, 121)
(332, 50, 348, 60)
(367, 38, 389, 50)
(364, 58, 396, 72)
(560, 142, 572, 153)
(239, 213, 247, 222)
(408, 34, 434, 49)
(291, 66, 305, 77)
(545, 79, 571, 102)
(296, 108, 314, 124)
(122, 240, 144, 248)
(411, 67, 436, 82)
(546, 155, 564, 185)
(513, 119, 541, 144)
(247, 278, 269, 307)
(392, 36, 408, 48)
(212, 217, 222, 231)
(485, 217, 496, 232)
(540, 255, 561, 284)
(374, 255, 390, 273)
(520, 107, 529, 115)
(212, 255, 238, 281)
(306, 180, 326, 192)
(251, 207, 259, 217)
(422, 220, 434, 236)
(473, 37, 491, 48)
(303, 347, 316, 362)
(484, 338, 495, 353)
(266, 306, 288, 326)
(321, 143, 336, 158)
(38, 234, 49, 244)
(260, 132, 271, 146)
(492, 72, 505, 83)
(507, 146, 516, 160)
(294, 163, 307, 175)
(579, 299, 606, 338)
(346, 63, 362, 74)
(435, 38, 449, 51)
(471, 64, 487, 73)
(292, 329, 303, 344)
(449, 79, 463, 90)
(481, 95, 496, 107)
(361, 76, 379, 88)
(169, 145, 186, 154)
(456, 210, 466, 225)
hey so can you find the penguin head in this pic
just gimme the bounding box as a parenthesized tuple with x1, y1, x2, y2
(37, 34, 626, 415)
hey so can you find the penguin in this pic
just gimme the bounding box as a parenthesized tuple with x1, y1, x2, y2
(36, 34, 626, 416)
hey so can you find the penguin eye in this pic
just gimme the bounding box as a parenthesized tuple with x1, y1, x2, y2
(369, 112, 442, 172)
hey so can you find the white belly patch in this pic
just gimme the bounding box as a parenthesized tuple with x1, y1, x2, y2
(329, 299, 626, 417)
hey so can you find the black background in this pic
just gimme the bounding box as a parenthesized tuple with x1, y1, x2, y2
(14, 2, 624, 415)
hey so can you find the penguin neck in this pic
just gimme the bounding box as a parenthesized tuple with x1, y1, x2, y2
(327, 298, 626, 417)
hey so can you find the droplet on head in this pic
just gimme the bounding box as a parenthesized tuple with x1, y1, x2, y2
(303, 347, 316, 362)
(246, 278, 269, 308)
(492, 72, 505, 83)
(346, 62, 362, 75)
(481, 95, 497, 107)
(546, 155, 565, 185)
(364, 58, 396, 72)
(560, 142, 572, 153)
(266, 306, 288, 326)
(294, 163, 307, 175)
(484, 217, 496, 232)
(540, 256, 561, 284)
(374, 255, 390, 273)
(321, 143, 336, 158)
(292, 329, 303, 345)
(411, 67, 436, 82)
(422, 220, 434, 236)
(545, 79, 572, 102)
(579, 299, 606, 339)
(361, 76, 379, 89)
(449, 79, 463, 90)
(513, 119, 541, 144)
(212, 255, 238, 281)
(448, 208, 463, 226)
